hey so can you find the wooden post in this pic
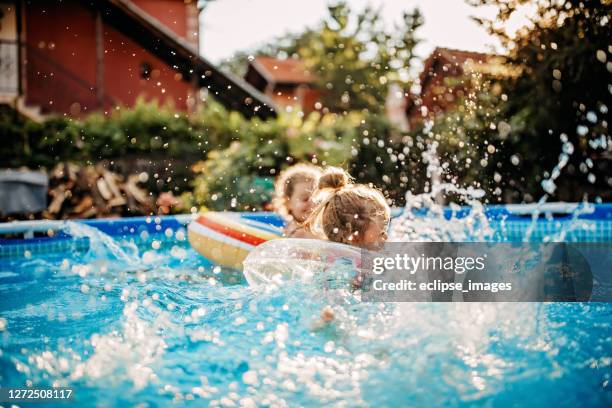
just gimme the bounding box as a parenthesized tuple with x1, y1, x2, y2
(16, 0, 25, 97)
(95, 10, 104, 109)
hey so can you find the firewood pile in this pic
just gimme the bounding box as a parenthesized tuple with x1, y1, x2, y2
(44, 162, 155, 219)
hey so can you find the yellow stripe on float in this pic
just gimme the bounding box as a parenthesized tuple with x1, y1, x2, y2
(188, 228, 250, 270)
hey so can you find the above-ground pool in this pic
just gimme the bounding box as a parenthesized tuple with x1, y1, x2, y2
(0, 204, 611, 407)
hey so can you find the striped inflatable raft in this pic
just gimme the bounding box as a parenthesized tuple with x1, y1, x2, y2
(188, 212, 283, 270)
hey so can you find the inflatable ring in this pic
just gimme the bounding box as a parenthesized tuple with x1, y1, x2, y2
(243, 238, 362, 287)
(188, 212, 283, 270)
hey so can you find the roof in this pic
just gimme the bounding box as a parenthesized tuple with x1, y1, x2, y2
(419, 47, 502, 89)
(82, 0, 276, 119)
(429, 47, 492, 64)
(251, 56, 315, 85)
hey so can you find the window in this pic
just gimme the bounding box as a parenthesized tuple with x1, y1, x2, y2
(140, 62, 152, 79)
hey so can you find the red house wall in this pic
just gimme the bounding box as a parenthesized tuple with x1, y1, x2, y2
(131, 0, 188, 38)
(23, 0, 193, 116)
(24, 2, 98, 114)
(265, 85, 321, 114)
(103, 24, 191, 111)
(302, 88, 321, 113)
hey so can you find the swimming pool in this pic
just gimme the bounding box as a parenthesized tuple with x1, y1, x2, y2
(1, 205, 611, 407)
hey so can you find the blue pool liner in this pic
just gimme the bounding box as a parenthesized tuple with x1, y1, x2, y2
(0, 203, 611, 256)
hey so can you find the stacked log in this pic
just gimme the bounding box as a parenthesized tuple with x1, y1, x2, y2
(44, 162, 155, 219)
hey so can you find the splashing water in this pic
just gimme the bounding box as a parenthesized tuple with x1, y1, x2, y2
(390, 124, 606, 245)
(540, 134, 574, 195)
(391, 140, 492, 242)
(0, 211, 610, 407)
(1, 132, 611, 405)
(62, 221, 140, 269)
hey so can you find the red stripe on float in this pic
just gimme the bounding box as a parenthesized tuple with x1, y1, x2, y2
(196, 215, 267, 246)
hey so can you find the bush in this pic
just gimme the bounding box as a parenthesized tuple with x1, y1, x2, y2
(1, 99, 241, 195)
(0, 99, 231, 168)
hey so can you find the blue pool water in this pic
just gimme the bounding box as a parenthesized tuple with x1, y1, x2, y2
(0, 207, 611, 407)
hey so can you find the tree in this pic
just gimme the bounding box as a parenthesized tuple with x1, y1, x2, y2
(223, 2, 423, 114)
(467, 0, 611, 202)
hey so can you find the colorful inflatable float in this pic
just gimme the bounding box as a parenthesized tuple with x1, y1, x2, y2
(188, 212, 283, 270)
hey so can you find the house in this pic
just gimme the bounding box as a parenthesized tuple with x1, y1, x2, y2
(405, 47, 507, 129)
(0, 0, 276, 120)
(244, 56, 320, 113)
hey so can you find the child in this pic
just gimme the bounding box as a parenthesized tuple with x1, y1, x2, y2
(273, 163, 322, 238)
(307, 167, 390, 250)
(307, 168, 390, 325)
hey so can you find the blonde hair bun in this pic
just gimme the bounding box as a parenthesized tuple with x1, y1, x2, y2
(318, 167, 352, 190)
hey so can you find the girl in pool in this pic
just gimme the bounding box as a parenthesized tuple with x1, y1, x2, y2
(307, 167, 390, 250)
(306, 167, 390, 324)
(273, 163, 322, 238)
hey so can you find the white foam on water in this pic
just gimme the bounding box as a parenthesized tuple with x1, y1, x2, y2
(26, 301, 169, 390)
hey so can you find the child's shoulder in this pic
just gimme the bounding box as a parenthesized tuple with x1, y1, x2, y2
(283, 221, 298, 237)
(286, 224, 317, 239)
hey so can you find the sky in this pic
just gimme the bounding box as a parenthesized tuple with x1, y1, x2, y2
(199, 0, 516, 66)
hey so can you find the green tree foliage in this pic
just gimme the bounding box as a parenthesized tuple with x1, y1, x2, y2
(466, 0, 611, 201)
(224, 1, 423, 113)
(0, 99, 222, 168)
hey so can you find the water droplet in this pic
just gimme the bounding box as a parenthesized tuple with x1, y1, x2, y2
(586, 111, 598, 123)
(541, 179, 556, 194)
(577, 125, 589, 136)
(596, 50, 607, 63)
(242, 371, 258, 385)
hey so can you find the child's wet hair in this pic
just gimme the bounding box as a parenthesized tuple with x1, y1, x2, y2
(307, 167, 390, 245)
(273, 163, 322, 221)
(317, 167, 352, 190)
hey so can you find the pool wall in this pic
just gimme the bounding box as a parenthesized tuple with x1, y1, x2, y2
(1, 203, 611, 259)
